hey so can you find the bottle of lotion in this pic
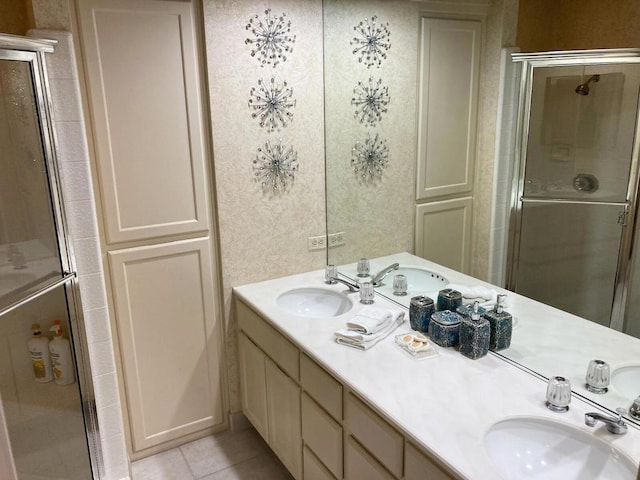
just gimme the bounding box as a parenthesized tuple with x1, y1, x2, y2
(49, 320, 75, 385)
(28, 323, 53, 382)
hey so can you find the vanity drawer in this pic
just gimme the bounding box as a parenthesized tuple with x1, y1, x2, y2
(345, 436, 394, 480)
(405, 442, 453, 480)
(236, 299, 299, 380)
(304, 446, 338, 480)
(345, 393, 403, 478)
(302, 393, 343, 479)
(300, 353, 342, 420)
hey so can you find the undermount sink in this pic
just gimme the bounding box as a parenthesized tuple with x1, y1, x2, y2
(484, 417, 637, 479)
(276, 287, 353, 318)
(380, 267, 448, 292)
(612, 365, 640, 400)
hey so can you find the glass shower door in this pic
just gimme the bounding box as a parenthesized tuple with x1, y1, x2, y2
(511, 63, 640, 328)
(0, 41, 95, 479)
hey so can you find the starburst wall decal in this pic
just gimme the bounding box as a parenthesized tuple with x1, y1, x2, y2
(352, 77, 390, 125)
(245, 9, 296, 67)
(350, 15, 391, 68)
(253, 139, 298, 194)
(248, 77, 296, 131)
(351, 133, 389, 183)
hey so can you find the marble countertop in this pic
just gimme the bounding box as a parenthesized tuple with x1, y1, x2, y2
(234, 253, 640, 479)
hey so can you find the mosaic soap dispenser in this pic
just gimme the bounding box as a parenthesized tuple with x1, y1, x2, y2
(459, 301, 490, 359)
(483, 294, 512, 351)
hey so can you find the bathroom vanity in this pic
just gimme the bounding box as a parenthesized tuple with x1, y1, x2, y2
(234, 254, 640, 479)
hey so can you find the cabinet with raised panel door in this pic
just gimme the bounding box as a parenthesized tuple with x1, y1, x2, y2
(235, 298, 455, 480)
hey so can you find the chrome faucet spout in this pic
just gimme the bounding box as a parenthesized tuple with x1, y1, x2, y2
(584, 409, 627, 435)
(371, 263, 399, 287)
(330, 276, 360, 292)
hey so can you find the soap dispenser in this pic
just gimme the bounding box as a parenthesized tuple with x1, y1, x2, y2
(459, 301, 490, 359)
(483, 294, 512, 351)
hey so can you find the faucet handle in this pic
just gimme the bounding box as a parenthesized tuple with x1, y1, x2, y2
(325, 265, 338, 284)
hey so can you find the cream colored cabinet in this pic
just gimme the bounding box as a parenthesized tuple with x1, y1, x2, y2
(415, 16, 481, 274)
(108, 238, 225, 452)
(77, 0, 224, 457)
(237, 301, 302, 479)
(236, 299, 454, 480)
(415, 197, 473, 273)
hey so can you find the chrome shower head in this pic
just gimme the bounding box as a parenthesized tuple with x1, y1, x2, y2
(575, 74, 600, 95)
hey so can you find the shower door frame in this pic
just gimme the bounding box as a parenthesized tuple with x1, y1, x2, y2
(507, 49, 640, 333)
(0, 34, 104, 478)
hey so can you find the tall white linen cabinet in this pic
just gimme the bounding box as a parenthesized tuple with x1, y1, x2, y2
(75, 0, 226, 458)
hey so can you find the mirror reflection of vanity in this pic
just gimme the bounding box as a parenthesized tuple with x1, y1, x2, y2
(323, 0, 640, 426)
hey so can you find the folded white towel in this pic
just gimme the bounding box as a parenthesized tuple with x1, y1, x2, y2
(335, 310, 405, 351)
(346, 307, 393, 334)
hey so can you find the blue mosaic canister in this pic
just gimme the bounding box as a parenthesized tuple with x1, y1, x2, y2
(437, 288, 463, 311)
(483, 294, 512, 351)
(459, 301, 490, 359)
(409, 296, 435, 334)
(428, 310, 462, 347)
(456, 303, 486, 318)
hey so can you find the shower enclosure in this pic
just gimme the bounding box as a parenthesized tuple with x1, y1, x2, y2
(508, 49, 640, 339)
(0, 34, 100, 478)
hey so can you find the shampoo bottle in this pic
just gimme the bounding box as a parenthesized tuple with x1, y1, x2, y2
(459, 301, 490, 359)
(49, 320, 75, 385)
(28, 323, 53, 382)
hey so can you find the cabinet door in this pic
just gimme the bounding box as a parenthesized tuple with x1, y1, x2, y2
(415, 197, 473, 273)
(405, 442, 452, 480)
(266, 358, 302, 479)
(238, 333, 268, 440)
(78, 0, 210, 243)
(416, 18, 481, 200)
(109, 238, 224, 451)
(345, 436, 394, 480)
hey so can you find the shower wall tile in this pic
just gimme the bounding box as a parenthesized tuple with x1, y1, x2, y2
(73, 237, 103, 275)
(58, 160, 94, 202)
(77, 272, 108, 311)
(97, 403, 125, 439)
(87, 339, 117, 378)
(93, 372, 121, 408)
(55, 120, 89, 163)
(48, 78, 83, 122)
(84, 306, 112, 345)
(102, 432, 130, 480)
(66, 199, 100, 239)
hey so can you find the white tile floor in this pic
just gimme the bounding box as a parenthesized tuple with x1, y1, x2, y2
(131, 427, 293, 480)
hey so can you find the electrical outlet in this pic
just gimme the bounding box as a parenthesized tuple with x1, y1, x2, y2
(308, 235, 327, 251)
(328, 231, 345, 248)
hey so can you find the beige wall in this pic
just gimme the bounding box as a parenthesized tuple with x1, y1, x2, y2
(0, 0, 33, 35)
(204, 0, 326, 411)
(517, 0, 640, 52)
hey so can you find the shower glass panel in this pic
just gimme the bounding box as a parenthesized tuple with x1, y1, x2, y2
(0, 36, 98, 479)
(0, 56, 63, 311)
(516, 202, 623, 327)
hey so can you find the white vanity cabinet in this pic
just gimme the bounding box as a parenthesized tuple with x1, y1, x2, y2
(235, 298, 455, 480)
(237, 301, 303, 479)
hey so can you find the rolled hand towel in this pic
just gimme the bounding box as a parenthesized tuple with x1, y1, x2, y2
(346, 306, 393, 334)
(446, 283, 500, 303)
(335, 310, 405, 350)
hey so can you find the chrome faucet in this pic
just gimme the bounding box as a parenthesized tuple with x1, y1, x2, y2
(331, 276, 360, 292)
(371, 263, 399, 287)
(584, 408, 628, 434)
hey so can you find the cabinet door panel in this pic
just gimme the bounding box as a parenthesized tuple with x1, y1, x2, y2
(405, 442, 452, 480)
(266, 359, 302, 479)
(345, 436, 394, 480)
(78, 0, 209, 242)
(417, 18, 481, 199)
(109, 238, 224, 451)
(238, 333, 268, 441)
(302, 393, 343, 478)
(415, 197, 473, 273)
(304, 446, 337, 480)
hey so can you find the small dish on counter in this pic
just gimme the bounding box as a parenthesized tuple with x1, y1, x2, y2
(395, 332, 439, 360)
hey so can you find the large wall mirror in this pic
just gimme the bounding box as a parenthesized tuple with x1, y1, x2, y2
(324, 0, 640, 425)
